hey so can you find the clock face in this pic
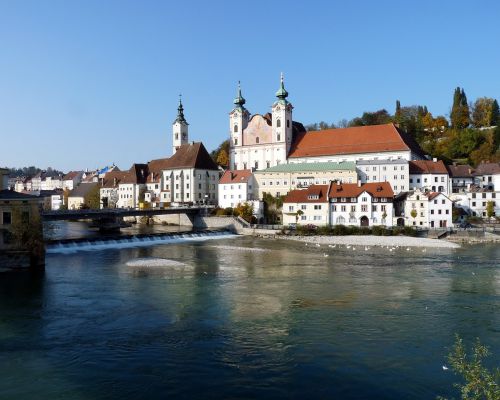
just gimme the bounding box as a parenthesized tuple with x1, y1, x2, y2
(233, 112, 239, 118)
(275, 106, 280, 111)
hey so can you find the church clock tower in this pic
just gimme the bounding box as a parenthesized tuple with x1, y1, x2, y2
(172, 96, 189, 155)
(229, 81, 250, 169)
(272, 73, 293, 156)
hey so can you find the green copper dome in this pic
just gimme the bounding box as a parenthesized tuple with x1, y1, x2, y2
(275, 72, 289, 104)
(174, 95, 188, 125)
(233, 81, 246, 109)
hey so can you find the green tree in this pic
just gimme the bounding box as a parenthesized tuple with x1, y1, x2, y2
(85, 185, 101, 209)
(234, 202, 253, 222)
(451, 87, 471, 129)
(486, 201, 495, 219)
(9, 206, 45, 266)
(296, 209, 304, 224)
(439, 334, 499, 400)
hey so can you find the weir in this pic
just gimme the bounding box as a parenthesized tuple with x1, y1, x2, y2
(45, 229, 235, 254)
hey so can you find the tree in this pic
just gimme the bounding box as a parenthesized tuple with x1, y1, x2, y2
(410, 209, 417, 219)
(296, 209, 304, 224)
(472, 97, 497, 128)
(234, 202, 253, 222)
(451, 87, 470, 129)
(486, 201, 495, 219)
(210, 139, 230, 168)
(9, 206, 45, 266)
(439, 334, 499, 400)
(85, 185, 101, 209)
(216, 149, 229, 167)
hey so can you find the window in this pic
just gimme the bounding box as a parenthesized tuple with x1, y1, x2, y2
(276, 119, 281, 128)
(256, 137, 260, 144)
(301, 215, 307, 221)
(288, 206, 294, 212)
(361, 205, 367, 212)
(314, 205, 322, 210)
(175, 133, 179, 140)
(341, 206, 346, 212)
(287, 120, 290, 128)
(234, 124, 238, 133)
(277, 134, 281, 141)
(341, 197, 346, 202)
(482, 193, 486, 199)
(313, 215, 322, 221)
(401, 175, 404, 179)
(441, 177, 445, 182)
(198, 183, 202, 189)
(234, 138, 238, 145)
(373, 176, 376, 181)
(2, 211, 12, 225)
(409, 178, 413, 183)
(372, 205, 377, 211)
(350, 197, 356, 202)
(434, 199, 437, 204)
(301, 205, 307, 210)
(381, 205, 386, 212)
(362, 197, 367, 202)
(267, 161, 270, 168)
(351, 205, 356, 212)
(431, 210, 434, 214)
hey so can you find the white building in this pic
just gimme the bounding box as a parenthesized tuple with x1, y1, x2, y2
(409, 159, 451, 195)
(464, 188, 500, 219)
(395, 189, 453, 228)
(282, 185, 330, 227)
(357, 159, 409, 194)
(473, 161, 500, 190)
(329, 182, 394, 227)
(229, 76, 296, 171)
(218, 169, 255, 209)
(116, 164, 148, 209)
(447, 163, 475, 193)
(63, 171, 83, 191)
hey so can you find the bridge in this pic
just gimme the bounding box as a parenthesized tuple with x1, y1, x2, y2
(42, 206, 214, 231)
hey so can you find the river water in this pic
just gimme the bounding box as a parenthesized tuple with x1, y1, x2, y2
(0, 226, 499, 399)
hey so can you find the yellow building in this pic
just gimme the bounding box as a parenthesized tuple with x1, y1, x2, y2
(253, 161, 357, 199)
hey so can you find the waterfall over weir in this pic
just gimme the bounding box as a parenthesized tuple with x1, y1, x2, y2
(46, 230, 236, 254)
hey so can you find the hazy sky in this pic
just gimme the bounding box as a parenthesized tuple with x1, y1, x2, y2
(1, 0, 499, 171)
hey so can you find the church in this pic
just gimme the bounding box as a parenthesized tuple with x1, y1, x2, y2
(228, 75, 425, 171)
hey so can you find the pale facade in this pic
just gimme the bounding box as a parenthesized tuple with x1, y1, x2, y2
(290, 150, 414, 165)
(409, 160, 451, 195)
(466, 190, 500, 218)
(399, 190, 453, 228)
(160, 167, 218, 205)
(254, 162, 357, 199)
(282, 185, 330, 227)
(357, 159, 409, 194)
(329, 182, 394, 227)
(229, 76, 293, 171)
(218, 170, 255, 209)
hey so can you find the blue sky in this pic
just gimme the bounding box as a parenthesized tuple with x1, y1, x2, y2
(1, 0, 499, 171)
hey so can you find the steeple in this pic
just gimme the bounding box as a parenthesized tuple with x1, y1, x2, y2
(275, 72, 289, 104)
(233, 81, 246, 110)
(172, 94, 189, 155)
(174, 94, 188, 125)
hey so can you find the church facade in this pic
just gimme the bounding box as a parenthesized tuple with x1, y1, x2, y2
(229, 74, 301, 171)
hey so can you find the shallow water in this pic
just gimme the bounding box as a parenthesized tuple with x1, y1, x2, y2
(0, 236, 499, 399)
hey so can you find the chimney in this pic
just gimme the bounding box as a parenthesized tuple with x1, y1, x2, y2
(357, 181, 362, 187)
(432, 157, 437, 162)
(113, 177, 117, 187)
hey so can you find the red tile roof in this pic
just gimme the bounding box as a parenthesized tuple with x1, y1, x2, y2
(288, 123, 424, 158)
(474, 161, 500, 175)
(409, 160, 448, 174)
(283, 185, 329, 203)
(63, 171, 82, 180)
(328, 182, 394, 199)
(219, 169, 253, 184)
(164, 142, 218, 170)
(447, 164, 474, 178)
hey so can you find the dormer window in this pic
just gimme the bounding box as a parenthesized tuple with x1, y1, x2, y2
(308, 195, 319, 200)
(276, 119, 281, 128)
(234, 124, 238, 133)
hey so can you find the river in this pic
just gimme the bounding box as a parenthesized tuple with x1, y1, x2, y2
(0, 223, 498, 399)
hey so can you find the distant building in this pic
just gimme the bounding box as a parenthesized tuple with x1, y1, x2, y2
(62, 171, 84, 191)
(473, 161, 500, 190)
(68, 182, 99, 210)
(447, 163, 475, 193)
(0, 169, 9, 190)
(409, 159, 451, 194)
(116, 164, 148, 209)
(282, 185, 330, 227)
(395, 189, 453, 228)
(357, 159, 409, 194)
(218, 169, 255, 209)
(253, 161, 357, 199)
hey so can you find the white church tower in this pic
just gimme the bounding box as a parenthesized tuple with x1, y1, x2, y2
(272, 72, 294, 157)
(172, 96, 189, 155)
(229, 82, 250, 169)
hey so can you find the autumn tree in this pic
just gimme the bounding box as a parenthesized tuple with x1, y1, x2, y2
(451, 87, 470, 129)
(85, 185, 101, 209)
(472, 97, 499, 128)
(210, 139, 230, 168)
(486, 201, 495, 219)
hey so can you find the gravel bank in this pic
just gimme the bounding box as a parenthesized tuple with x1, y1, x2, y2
(278, 235, 460, 249)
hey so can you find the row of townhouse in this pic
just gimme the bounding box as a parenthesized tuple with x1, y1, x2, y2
(282, 182, 453, 229)
(97, 142, 219, 210)
(448, 161, 500, 193)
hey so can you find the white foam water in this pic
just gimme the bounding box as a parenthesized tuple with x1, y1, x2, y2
(209, 245, 269, 252)
(126, 258, 186, 268)
(46, 231, 238, 254)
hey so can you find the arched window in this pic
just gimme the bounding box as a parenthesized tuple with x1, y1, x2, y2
(175, 133, 179, 140)
(256, 137, 260, 144)
(336, 216, 345, 225)
(234, 124, 238, 133)
(276, 119, 281, 128)
(277, 134, 281, 141)
(287, 120, 290, 128)
(234, 137, 238, 145)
